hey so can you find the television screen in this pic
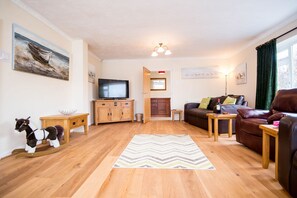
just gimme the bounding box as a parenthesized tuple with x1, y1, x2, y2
(99, 78, 129, 99)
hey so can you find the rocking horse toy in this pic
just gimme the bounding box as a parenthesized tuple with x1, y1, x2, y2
(14, 116, 65, 157)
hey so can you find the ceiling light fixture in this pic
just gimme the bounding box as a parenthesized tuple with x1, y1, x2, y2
(151, 43, 172, 57)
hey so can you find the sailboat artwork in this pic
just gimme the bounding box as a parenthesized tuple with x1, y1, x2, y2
(28, 43, 52, 65)
(12, 24, 69, 80)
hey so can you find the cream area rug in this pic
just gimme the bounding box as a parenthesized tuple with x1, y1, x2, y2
(113, 134, 215, 170)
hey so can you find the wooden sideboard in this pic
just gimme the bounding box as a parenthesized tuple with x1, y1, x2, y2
(151, 98, 171, 117)
(94, 99, 134, 124)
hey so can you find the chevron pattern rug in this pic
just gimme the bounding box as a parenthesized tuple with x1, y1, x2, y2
(113, 134, 215, 170)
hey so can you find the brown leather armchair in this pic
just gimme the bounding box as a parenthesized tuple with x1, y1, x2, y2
(278, 116, 297, 198)
(235, 88, 297, 160)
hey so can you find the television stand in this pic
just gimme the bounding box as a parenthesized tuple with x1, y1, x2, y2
(94, 99, 134, 124)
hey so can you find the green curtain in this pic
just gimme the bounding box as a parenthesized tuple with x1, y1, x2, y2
(255, 39, 277, 110)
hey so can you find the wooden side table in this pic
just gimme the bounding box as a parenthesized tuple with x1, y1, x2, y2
(259, 124, 279, 180)
(206, 113, 237, 141)
(171, 109, 183, 121)
(40, 113, 89, 143)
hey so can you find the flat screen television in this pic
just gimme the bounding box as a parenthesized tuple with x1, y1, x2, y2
(98, 78, 129, 99)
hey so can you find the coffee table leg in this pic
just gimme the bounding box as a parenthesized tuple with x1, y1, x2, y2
(262, 131, 270, 168)
(228, 119, 232, 137)
(214, 118, 218, 141)
(208, 117, 212, 138)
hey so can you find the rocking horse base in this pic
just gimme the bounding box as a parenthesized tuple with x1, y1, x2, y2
(12, 142, 66, 158)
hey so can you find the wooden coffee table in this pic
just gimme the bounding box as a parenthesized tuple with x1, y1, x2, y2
(259, 124, 279, 180)
(206, 113, 237, 141)
(40, 113, 89, 143)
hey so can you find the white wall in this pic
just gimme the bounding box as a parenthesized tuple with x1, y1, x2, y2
(0, 0, 71, 157)
(88, 52, 102, 124)
(0, 0, 100, 158)
(101, 57, 231, 115)
(101, 17, 297, 114)
(228, 18, 297, 108)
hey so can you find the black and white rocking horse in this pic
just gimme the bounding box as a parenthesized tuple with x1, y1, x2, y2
(15, 117, 64, 154)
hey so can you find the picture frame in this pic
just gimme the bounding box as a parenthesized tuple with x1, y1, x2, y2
(88, 71, 95, 84)
(150, 78, 166, 91)
(234, 63, 247, 85)
(181, 66, 220, 79)
(12, 24, 69, 80)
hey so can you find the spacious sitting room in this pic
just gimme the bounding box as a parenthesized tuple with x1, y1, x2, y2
(1, 0, 297, 197)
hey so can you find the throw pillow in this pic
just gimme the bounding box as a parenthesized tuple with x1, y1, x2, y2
(223, 96, 236, 105)
(267, 113, 286, 124)
(198, 97, 211, 109)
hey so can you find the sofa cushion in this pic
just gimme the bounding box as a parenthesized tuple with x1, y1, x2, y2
(220, 96, 228, 103)
(267, 112, 286, 124)
(240, 118, 268, 136)
(198, 97, 211, 109)
(221, 105, 251, 114)
(270, 89, 297, 113)
(208, 97, 219, 110)
(223, 96, 237, 104)
(186, 108, 212, 119)
(232, 95, 244, 105)
(208, 96, 227, 110)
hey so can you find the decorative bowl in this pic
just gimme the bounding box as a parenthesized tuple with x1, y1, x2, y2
(59, 109, 77, 115)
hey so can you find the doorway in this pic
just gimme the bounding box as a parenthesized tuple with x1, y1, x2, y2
(150, 70, 172, 120)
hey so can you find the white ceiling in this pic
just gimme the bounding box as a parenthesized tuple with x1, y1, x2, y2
(17, 0, 297, 60)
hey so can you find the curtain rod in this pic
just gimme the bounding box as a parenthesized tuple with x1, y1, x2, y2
(275, 26, 297, 40)
(256, 26, 297, 49)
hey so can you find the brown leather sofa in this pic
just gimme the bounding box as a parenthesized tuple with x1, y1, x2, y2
(236, 88, 297, 160)
(279, 116, 297, 198)
(184, 95, 248, 133)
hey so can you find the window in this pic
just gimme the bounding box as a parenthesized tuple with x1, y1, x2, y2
(277, 34, 297, 89)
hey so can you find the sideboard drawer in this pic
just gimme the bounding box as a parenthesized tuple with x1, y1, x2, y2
(96, 101, 111, 107)
(121, 101, 131, 107)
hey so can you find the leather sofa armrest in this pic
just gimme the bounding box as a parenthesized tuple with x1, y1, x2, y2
(184, 103, 199, 110)
(278, 116, 297, 193)
(237, 109, 270, 119)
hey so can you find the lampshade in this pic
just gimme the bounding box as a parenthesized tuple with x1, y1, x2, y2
(165, 50, 172, 55)
(151, 51, 158, 57)
(151, 43, 172, 57)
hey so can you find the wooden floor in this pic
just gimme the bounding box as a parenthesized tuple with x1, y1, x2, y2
(0, 121, 290, 198)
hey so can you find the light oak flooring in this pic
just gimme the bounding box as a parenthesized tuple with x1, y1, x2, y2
(0, 121, 290, 198)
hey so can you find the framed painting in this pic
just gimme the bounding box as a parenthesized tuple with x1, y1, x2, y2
(234, 63, 247, 84)
(150, 78, 166, 91)
(12, 24, 69, 80)
(181, 66, 220, 79)
(88, 71, 95, 84)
